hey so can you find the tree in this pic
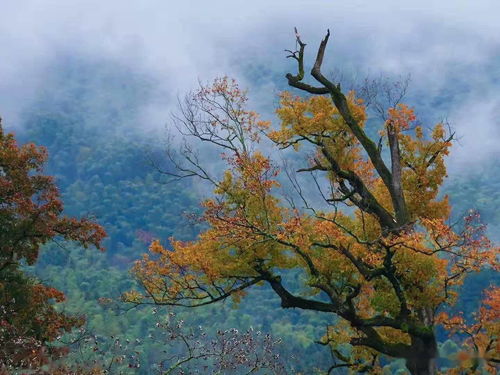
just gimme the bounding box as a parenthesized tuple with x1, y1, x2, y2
(64, 309, 288, 374)
(438, 286, 499, 373)
(125, 32, 499, 375)
(0, 119, 106, 371)
(151, 312, 288, 375)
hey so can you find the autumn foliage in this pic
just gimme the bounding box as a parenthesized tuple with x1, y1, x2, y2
(126, 33, 498, 374)
(437, 286, 499, 373)
(0, 120, 105, 371)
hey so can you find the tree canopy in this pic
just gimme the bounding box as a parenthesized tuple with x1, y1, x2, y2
(0, 119, 105, 371)
(126, 32, 499, 374)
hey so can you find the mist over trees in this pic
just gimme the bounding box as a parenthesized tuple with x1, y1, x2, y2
(0, 16, 499, 375)
(123, 31, 499, 375)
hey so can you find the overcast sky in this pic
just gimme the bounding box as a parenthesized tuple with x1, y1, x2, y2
(1, 0, 499, 170)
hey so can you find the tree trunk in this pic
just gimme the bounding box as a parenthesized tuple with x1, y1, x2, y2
(405, 335, 438, 375)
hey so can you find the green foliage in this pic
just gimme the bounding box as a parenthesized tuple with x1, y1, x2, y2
(11, 56, 499, 373)
(16, 58, 333, 373)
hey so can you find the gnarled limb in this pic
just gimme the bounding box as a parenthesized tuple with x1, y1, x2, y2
(286, 29, 410, 228)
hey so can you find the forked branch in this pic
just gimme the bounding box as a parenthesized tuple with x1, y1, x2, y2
(286, 29, 410, 228)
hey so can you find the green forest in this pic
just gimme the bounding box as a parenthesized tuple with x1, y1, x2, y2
(1, 23, 499, 375)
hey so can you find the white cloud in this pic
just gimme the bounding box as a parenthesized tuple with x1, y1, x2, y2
(0, 0, 498, 170)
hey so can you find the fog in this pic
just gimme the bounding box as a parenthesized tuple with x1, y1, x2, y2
(1, 0, 499, 171)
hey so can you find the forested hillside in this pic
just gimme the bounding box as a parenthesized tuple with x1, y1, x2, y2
(4, 53, 498, 373)
(11, 58, 333, 373)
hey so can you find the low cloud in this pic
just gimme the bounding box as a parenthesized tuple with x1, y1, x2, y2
(1, 0, 498, 171)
